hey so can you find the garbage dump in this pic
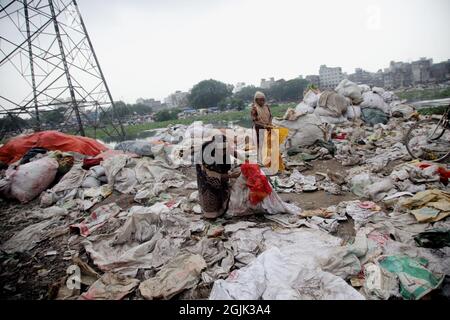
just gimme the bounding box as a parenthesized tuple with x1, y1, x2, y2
(0, 84, 449, 301)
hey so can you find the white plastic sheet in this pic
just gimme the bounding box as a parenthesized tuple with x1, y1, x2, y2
(210, 229, 365, 300)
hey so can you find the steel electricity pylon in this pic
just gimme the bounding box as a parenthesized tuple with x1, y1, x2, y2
(0, 0, 125, 140)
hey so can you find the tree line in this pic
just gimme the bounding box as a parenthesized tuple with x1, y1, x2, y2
(188, 77, 309, 109)
(1, 77, 310, 132)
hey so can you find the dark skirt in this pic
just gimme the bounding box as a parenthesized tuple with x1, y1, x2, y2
(196, 164, 230, 218)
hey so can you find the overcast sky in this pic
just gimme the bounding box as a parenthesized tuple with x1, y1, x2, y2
(2, 0, 450, 104)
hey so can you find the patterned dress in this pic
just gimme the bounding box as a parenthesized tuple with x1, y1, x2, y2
(251, 103, 272, 150)
(196, 164, 230, 219)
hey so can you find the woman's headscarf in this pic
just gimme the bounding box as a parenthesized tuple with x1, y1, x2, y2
(254, 91, 266, 102)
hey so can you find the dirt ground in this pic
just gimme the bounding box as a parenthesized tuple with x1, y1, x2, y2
(0, 158, 361, 300)
(1, 156, 448, 300)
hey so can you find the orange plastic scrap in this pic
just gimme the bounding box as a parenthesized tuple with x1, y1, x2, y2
(0, 130, 108, 164)
(241, 162, 272, 205)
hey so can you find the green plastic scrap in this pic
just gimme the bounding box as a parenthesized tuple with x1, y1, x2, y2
(378, 255, 444, 300)
(361, 108, 389, 126)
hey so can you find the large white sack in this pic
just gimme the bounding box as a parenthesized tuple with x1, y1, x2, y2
(273, 114, 326, 147)
(314, 106, 339, 117)
(372, 87, 385, 95)
(303, 90, 319, 108)
(381, 91, 398, 104)
(360, 92, 390, 114)
(295, 102, 314, 114)
(335, 79, 363, 105)
(317, 115, 348, 124)
(359, 84, 371, 93)
(390, 103, 415, 118)
(227, 174, 301, 217)
(346, 105, 362, 120)
(10, 157, 59, 203)
(314, 101, 349, 123)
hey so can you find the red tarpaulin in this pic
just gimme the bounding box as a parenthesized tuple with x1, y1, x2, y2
(0, 131, 108, 164)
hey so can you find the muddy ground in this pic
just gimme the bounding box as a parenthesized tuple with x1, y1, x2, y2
(0, 158, 358, 300)
(1, 158, 448, 300)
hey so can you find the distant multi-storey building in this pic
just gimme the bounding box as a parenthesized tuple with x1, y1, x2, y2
(164, 91, 189, 109)
(319, 65, 344, 89)
(430, 60, 450, 82)
(136, 98, 162, 109)
(382, 61, 413, 88)
(260, 77, 275, 89)
(304, 57, 448, 93)
(372, 70, 384, 87)
(348, 68, 373, 85)
(411, 58, 432, 84)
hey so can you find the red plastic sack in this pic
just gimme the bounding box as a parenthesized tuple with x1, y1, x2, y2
(0, 131, 108, 164)
(82, 158, 103, 170)
(241, 162, 272, 205)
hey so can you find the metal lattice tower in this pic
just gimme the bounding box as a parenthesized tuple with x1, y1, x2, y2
(0, 0, 125, 140)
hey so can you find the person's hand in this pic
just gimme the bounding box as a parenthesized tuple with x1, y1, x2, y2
(228, 171, 241, 179)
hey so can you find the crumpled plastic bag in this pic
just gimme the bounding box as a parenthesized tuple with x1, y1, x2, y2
(80, 272, 139, 300)
(139, 253, 206, 299)
(363, 262, 399, 300)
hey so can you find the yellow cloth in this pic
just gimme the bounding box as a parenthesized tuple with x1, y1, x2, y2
(262, 127, 289, 172)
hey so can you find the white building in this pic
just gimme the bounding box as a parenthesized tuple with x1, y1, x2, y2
(164, 91, 189, 109)
(319, 65, 344, 89)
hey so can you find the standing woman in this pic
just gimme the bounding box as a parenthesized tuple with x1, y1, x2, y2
(251, 91, 273, 161)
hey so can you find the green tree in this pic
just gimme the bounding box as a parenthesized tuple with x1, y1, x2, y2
(267, 78, 309, 102)
(99, 101, 153, 123)
(233, 98, 245, 110)
(233, 79, 309, 103)
(188, 79, 232, 109)
(233, 85, 263, 102)
(42, 107, 65, 125)
(0, 114, 29, 133)
(154, 109, 180, 122)
(217, 100, 228, 111)
(132, 103, 153, 115)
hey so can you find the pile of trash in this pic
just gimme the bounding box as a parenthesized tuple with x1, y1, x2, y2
(288, 79, 416, 126)
(0, 88, 449, 300)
